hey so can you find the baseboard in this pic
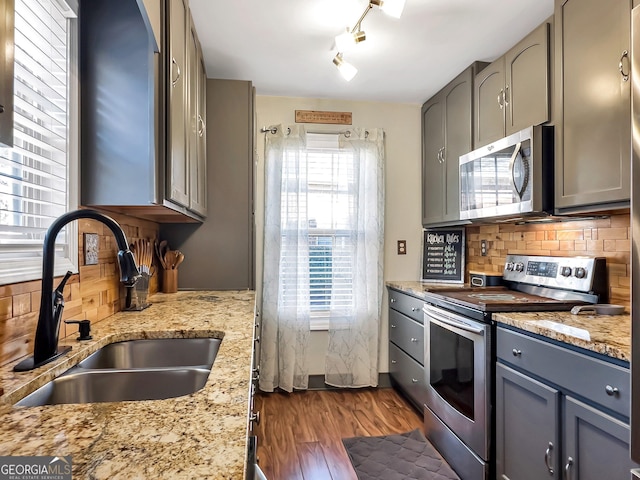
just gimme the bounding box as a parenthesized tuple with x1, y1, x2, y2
(307, 373, 392, 390)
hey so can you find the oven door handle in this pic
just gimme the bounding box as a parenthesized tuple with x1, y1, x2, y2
(424, 306, 485, 335)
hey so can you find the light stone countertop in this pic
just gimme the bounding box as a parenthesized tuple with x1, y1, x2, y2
(493, 310, 631, 362)
(387, 281, 630, 363)
(0, 290, 256, 479)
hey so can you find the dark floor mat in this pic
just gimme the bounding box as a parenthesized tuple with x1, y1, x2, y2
(342, 429, 460, 480)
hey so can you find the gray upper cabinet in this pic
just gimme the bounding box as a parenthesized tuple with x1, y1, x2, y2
(0, 0, 14, 147)
(80, 0, 207, 223)
(422, 64, 483, 226)
(475, 22, 550, 148)
(554, 0, 631, 211)
(186, 12, 207, 217)
(167, 0, 190, 208)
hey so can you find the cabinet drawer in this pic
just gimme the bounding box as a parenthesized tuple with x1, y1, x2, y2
(389, 289, 424, 323)
(497, 327, 630, 417)
(389, 309, 424, 365)
(389, 342, 427, 409)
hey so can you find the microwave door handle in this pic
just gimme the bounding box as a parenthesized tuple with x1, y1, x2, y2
(508, 142, 527, 199)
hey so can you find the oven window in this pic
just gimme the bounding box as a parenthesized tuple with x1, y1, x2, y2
(429, 322, 475, 420)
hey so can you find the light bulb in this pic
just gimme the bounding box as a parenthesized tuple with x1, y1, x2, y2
(333, 54, 358, 81)
(373, 0, 405, 18)
(335, 30, 366, 52)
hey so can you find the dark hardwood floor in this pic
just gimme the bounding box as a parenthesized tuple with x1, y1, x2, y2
(253, 387, 424, 480)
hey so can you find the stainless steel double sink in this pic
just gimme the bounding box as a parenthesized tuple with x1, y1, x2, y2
(16, 338, 222, 407)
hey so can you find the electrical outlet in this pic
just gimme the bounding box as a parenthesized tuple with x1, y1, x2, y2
(84, 233, 99, 265)
(397, 240, 407, 255)
(480, 239, 487, 256)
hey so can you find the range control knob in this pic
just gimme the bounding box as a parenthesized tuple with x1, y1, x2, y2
(560, 266, 572, 277)
(514, 262, 524, 272)
(505, 262, 514, 271)
(574, 267, 587, 279)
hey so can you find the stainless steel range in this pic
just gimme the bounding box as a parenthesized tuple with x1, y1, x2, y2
(422, 254, 608, 480)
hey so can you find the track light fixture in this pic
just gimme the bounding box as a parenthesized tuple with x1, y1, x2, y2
(331, 0, 406, 80)
(333, 53, 358, 81)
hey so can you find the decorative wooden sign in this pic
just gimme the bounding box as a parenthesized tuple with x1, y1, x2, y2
(295, 110, 352, 125)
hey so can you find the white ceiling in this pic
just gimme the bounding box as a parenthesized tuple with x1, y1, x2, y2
(188, 0, 554, 105)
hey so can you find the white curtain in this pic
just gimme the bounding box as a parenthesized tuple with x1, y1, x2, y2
(259, 125, 310, 392)
(325, 128, 385, 388)
(259, 125, 385, 392)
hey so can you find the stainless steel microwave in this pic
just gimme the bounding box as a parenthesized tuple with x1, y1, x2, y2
(459, 125, 554, 221)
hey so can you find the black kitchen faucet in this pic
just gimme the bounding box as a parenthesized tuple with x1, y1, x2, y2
(13, 209, 140, 372)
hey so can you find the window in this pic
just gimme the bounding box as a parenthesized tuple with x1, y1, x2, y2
(0, 0, 78, 285)
(281, 133, 355, 329)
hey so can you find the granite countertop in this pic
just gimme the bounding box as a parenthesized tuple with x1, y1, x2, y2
(386, 280, 469, 299)
(493, 310, 631, 362)
(0, 290, 256, 479)
(387, 281, 630, 363)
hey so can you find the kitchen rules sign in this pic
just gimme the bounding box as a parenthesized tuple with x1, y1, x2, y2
(422, 227, 465, 283)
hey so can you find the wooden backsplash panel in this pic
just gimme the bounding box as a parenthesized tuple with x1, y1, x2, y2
(0, 210, 160, 368)
(466, 212, 630, 306)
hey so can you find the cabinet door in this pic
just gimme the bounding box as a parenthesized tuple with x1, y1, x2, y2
(421, 96, 445, 225)
(474, 60, 505, 147)
(505, 22, 550, 136)
(442, 68, 473, 222)
(187, 15, 206, 216)
(496, 363, 561, 480)
(0, 0, 14, 147)
(192, 53, 207, 216)
(563, 395, 637, 480)
(555, 0, 631, 210)
(167, 0, 189, 207)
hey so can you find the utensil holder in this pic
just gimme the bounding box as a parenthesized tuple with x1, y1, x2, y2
(125, 272, 152, 311)
(162, 269, 178, 294)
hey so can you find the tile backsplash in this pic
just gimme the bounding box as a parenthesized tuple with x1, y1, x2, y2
(0, 210, 159, 368)
(466, 212, 630, 307)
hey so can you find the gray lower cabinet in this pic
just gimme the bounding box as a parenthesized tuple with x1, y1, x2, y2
(496, 363, 560, 480)
(388, 288, 426, 410)
(496, 327, 637, 480)
(554, 0, 631, 211)
(564, 395, 635, 480)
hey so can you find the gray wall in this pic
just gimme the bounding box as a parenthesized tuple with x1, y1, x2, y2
(160, 79, 255, 290)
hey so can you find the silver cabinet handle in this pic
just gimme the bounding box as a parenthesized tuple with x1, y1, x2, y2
(620, 50, 630, 82)
(504, 85, 510, 105)
(605, 385, 620, 396)
(441, 146, 446, 163)
(411, 378, 418, 383)
(411, 307, 418, 312)
(250, 411, 261, 425)
(390, 324, 396, 328)
(544, 442, 554, 475)
(512, 348, 522, 357)
(390, 298, 397, 303)
(0, 104, 4, 113)
(171, 57, 181, 87)
(564, 457, 573, 480)
(197, 114, 205, 137)
(391, 359, 397, 364)
(498, 88, 504, 109)
(410, 337, 418, 343)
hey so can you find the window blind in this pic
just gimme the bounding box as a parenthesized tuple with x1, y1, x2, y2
(281, 133, 356, 321)
(0, 0, 77, 285)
